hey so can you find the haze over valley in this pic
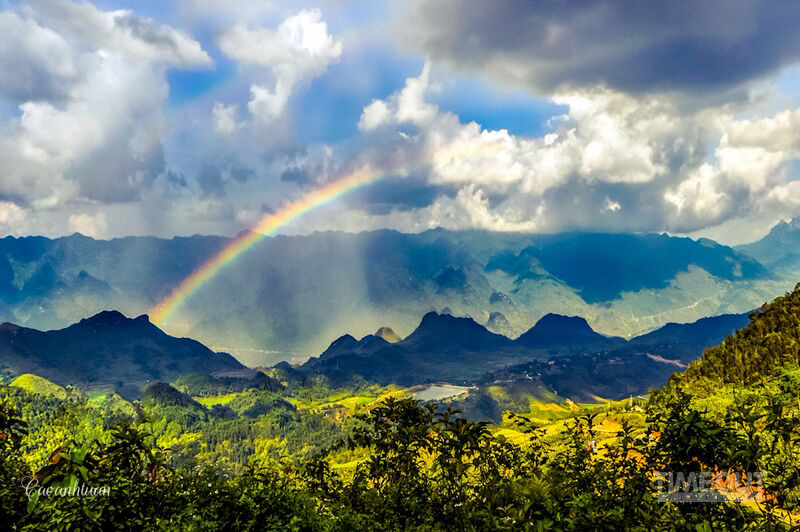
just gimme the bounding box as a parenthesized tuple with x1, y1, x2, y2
(2, 222, 798, 365)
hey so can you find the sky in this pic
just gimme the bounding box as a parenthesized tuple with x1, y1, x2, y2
(0, 0, 799, 245)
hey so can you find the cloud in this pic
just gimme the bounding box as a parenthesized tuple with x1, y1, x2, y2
(401, 0, 800, 100)
(345, 175, 451, 215)
(0, 11, 77, 103)
(218, 9, 342, 122)
(0, 0, 211, 211)
(0, 201, 25, 234)
(212, 103, 241, 135)
(68, 211, 108, 238)
(30, 0, 212, 68)
(349, 65, 800, 236)
(716, 108, 800, 190)
(196, 161, 255, 197)
(0, 0, 797, 244)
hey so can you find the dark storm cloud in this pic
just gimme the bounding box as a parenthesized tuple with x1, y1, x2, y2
(280, 166, 314, 186)
(346, 175, 455, 215)
(196, 162, 255, 197)
(75, 139, 166, 203)
(402, 0, 800, 97)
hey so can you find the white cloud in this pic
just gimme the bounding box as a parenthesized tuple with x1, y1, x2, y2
(0, 0, 797, 244)
(351, 65, 800, 237)
(766, 181, 800, 211)
(715, 109, 800, 191)
(358, 99, 391, 131)
(430, 185, 539, 231)
(68, 212, 108, 238)
(218, 9, 342, 122)
(30, 0, 212, 68)
(0, 202, 25, 234)
(0, 0, 211, 213)
(0, 11, 77, 102)
(212, 103, 241, 135)
(604, 198, 621, 212)
(664, 164, 729, 223)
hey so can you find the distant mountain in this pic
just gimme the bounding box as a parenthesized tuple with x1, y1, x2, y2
(516, 313, 626, 351)
(0, 310, 243, 397)
(477, 312, 757, 401)
(737, 218, 800, 272)
(402, 312, 512, 354)
(302, 312, 526, 385)
(297, 306, 759, 396)
(485, 311, 513, 336)
(0, 229, 786, 363)
(628, 312, 751, 362)
(143, 382, 206, 411)
(486, 232, 765, 302)
(374, 327, 402, 343)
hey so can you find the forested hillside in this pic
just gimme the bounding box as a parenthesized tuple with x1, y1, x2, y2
(682, 283, 800, 384)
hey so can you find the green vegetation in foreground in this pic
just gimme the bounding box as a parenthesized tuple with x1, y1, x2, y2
(2, 284, 800, 529)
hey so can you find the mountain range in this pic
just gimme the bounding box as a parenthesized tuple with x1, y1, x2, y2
(737, 218, 800, 273)
(0, 305, 753, 402)
(0, 310, 243, 398)
(0, 223, 795, 364)
(296, 309, 752, 395)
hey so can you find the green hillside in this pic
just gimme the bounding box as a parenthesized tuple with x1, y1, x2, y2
(683, 282, 800, 385)
(10, 374, 68, 399)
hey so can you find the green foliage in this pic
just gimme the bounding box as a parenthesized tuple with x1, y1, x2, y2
(0, 392, 29, 522)
(684, 283, 800, 385)
(2, 383, 795, 530)
(227, 389, 296, 419)
(173, 372, 283, 397)
(10, 373, 68, 399)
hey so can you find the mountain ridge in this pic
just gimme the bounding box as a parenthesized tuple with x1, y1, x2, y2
(0, 227, 791, 364)
(296, 307, 753, 390)
(0, 310, 244, 397)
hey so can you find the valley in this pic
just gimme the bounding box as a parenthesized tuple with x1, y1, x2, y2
(1, 225, 797, 363)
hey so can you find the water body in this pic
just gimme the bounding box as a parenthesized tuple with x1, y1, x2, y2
(413, 384, 471, 401)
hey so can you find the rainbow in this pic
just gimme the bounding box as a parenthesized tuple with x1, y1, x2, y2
(150, 165, 381, 325)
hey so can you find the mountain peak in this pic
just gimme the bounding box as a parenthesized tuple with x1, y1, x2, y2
(74, 310, 155, 331)
(485, 311, 512, 334)
(403, 311, 511, 352)
(0, 313, 243, 398)
(517, 313, 625, 349)
(416, 311, 478, 331)
(319, 334, 359, 358)
(0, 322, 23, 332)
(538, 313, 593, 330)
(774, 218, 800, 235)
(374, 326, 401, 343)
(79, 310, 130, 326)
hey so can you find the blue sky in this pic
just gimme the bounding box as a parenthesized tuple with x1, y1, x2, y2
(0, 0, 798, 244)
